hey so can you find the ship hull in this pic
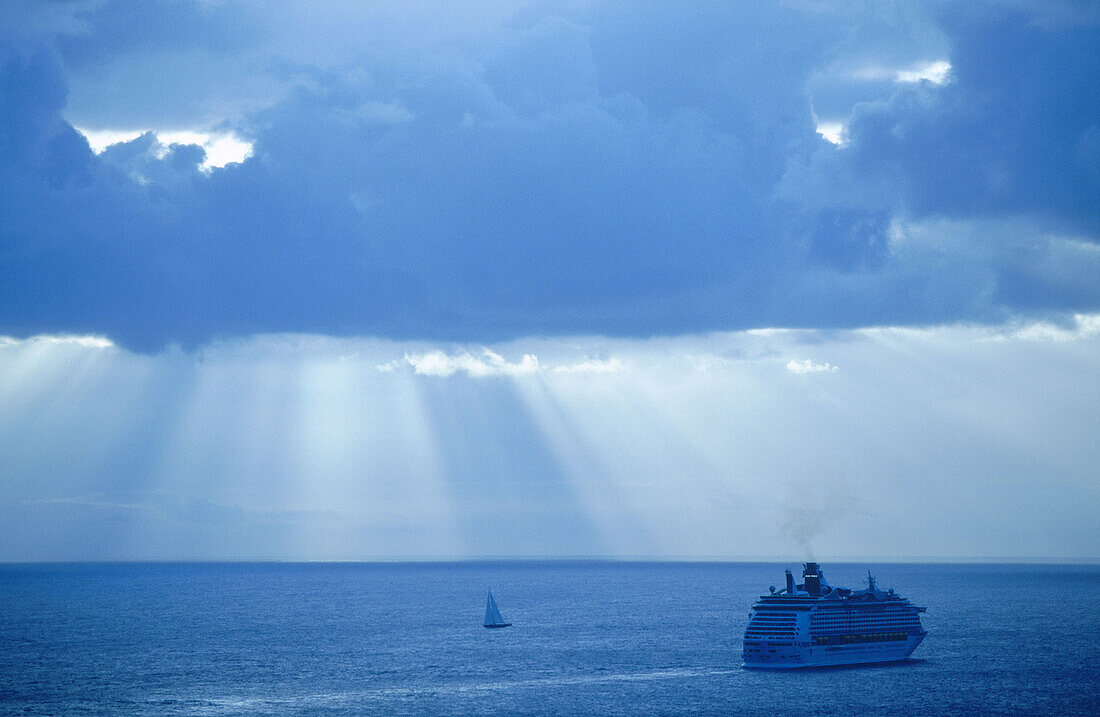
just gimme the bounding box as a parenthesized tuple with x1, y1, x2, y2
(742, 634, 925, 669)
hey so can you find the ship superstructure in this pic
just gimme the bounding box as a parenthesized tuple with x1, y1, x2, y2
(742, 562, 926, 668)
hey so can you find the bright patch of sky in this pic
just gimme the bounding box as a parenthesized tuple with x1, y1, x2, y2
(387, 350, 626, 377)
(815, 121, 846, 146)
(400, 350, 541, 377)
(0, 334, 115, 349)
(812, 59, 951, 145)
(75, 126, 253, 169)
(2, 317, 1098, 561)
(895, 59, 952, 84)
(844, 59, 953, 85)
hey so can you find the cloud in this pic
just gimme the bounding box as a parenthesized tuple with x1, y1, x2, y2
(393, 349, 625, 377)
(551, 357, 625, 373)
(786, 358, 839, 374)
(404, 349, 540, 377)
(1, 2, 1098, 350)
(985, 313, 1100, 343)
(74, 127, 143, 151)
(785, 3, 1100, 233)
(355, 100, 415, 126)
(844, 59, 953, 85)
(0, 334, 114, 349)
(815, 121, 846, 146)
(895, 59, 952, 84)
(75, 126, 253, 168)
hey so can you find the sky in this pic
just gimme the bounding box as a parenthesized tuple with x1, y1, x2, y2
(1, 1, 1098, 560)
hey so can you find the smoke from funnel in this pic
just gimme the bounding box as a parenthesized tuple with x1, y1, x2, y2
(778, 481, 852, 559)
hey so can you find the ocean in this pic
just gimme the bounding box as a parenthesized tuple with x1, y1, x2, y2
(1, 562, 1097, 715)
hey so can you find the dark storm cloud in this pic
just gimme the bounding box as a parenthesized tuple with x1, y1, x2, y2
(784, 3, 1100, 230)
(0, 1, 1097, 350)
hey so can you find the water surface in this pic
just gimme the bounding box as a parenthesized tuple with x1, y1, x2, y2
(1, 562, 1096, 714)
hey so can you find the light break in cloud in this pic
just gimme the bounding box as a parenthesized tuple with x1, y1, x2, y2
(1, 317, 1097, 561)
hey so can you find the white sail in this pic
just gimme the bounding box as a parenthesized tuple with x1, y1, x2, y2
(484, 590, 507, 626)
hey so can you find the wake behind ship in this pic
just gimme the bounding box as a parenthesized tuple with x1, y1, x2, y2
(742, 562, 926, 668)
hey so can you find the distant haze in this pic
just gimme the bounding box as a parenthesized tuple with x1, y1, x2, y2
(2, 321, 1097, 561)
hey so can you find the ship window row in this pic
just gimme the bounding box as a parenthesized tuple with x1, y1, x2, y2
(745, 632, 797, 637)
(810, 625, 918, 632)
(805, 615, 915, 620)
(814, 624, 920, 630)
(811, 616, 916, 620)
(810, 621, 919, 629)
(809, 615, 919, 620)
(811, 621, 917, 625)
(810, 615, 916, 620)
(811, 610, 917, 615)
(811, 614, 919, 620)
(810, 624, 918, 630)
(811, 633, 909, 645)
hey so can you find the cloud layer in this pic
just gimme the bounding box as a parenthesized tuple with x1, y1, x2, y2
(1, 1, 1098, 350)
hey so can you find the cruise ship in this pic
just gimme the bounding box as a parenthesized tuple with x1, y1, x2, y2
(742, 562, 926, 668)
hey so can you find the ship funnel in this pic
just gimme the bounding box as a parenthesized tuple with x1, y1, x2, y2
(803, 562, 821, 596)
(784, 569, 794, 594)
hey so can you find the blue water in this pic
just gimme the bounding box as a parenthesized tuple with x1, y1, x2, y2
(1, 562, 1097, 715)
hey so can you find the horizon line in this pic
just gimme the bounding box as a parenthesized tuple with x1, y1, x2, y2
(3, 556, 1098, 565)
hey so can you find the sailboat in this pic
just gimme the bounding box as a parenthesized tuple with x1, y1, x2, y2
(483, 589, 512, 628)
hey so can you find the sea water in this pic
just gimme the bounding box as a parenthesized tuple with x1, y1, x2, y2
(1, 562, 1097, 715)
